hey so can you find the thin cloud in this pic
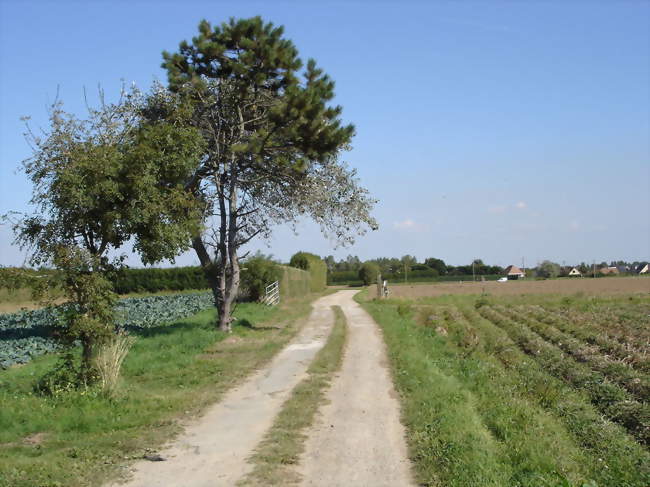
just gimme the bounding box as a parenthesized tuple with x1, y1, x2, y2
(515, 201, 527, 209)
(393, 219, 428, 232)
(394, 218, 416, 229)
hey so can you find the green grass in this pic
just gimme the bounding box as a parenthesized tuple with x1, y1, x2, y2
(240, 305, 347, 486)
(0, 295, 319, 487)
(359, 291, 650, 487)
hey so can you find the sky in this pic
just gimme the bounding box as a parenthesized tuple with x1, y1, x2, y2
(1, 0, 648, 268)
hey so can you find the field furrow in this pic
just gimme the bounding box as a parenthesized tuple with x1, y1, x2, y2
(477, 305, 650, 445)
(529, 305, 650, 371)
(496, 304, 650, 401)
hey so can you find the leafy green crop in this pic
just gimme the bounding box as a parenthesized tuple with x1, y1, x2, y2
(0, 292, 213, 369)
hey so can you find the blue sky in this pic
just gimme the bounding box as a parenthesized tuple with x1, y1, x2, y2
(1, 1, 648, 268)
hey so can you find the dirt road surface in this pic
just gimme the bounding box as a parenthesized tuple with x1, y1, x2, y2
(110, 293, 342, 487)
(109, 290, 413, 486)
(298, 290, 414, 486)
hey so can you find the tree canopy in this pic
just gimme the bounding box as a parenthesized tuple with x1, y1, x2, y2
(147, 17, 377, 330)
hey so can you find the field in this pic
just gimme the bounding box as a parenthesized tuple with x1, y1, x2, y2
(384, 275, 650, 299)
(360, 287, 650, 486)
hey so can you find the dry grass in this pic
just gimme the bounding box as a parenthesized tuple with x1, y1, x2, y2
(94, 331, 136, 397)
(385, 276, 650, 299)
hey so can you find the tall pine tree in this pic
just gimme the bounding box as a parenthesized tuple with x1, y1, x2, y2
(148, 17, 377, 330)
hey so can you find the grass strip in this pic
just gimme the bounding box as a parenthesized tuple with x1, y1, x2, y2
(0, 294, 320, 487)
(356, 290, 650, 487)
(239, 305, 347, 486)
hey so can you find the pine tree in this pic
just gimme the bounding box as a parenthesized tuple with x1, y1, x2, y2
(146, 17, 377, 330)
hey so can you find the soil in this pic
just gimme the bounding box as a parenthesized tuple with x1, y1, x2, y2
(385, 276, 650, 299)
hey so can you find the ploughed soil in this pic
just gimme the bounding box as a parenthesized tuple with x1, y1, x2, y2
(384, 276, 650, 299)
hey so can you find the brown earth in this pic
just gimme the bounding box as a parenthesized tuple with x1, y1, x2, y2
(383, 276, 650, 299)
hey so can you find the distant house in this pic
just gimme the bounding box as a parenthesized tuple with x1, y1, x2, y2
(599, 266, 619, 275)
(504, 265, 525, 280)
(567, 267, 581, 277)
(636, 263, 649, 274)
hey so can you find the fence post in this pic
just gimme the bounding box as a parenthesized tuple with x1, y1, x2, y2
(376, 273, 383, 299)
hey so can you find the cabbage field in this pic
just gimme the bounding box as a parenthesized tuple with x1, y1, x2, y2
(0, 292, 213, 369)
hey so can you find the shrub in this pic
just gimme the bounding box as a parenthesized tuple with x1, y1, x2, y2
(358, 262, 380, 286)
(240, 256, 281, 301)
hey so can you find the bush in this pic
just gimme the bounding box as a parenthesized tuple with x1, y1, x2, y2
(358, 262, 380, 286)
(536, 261, 561, 279)
(240, 256, 281, 301)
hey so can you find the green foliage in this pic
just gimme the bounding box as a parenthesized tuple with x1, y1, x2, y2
(424, 257, 447, 274)
(240, 255, 281, 301)
(113, 266, 208, 294)
(277, 265, 311, 299)
(289, 252, 327, 292)
(149, 17, 377, 329)
(536, 260, 561, 279)
(358, 262, 380, 286)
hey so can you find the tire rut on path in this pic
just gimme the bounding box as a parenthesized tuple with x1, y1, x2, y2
(110, 292, 342, 487)
(297, 290, 414, 486)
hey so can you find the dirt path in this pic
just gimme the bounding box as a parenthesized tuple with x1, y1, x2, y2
(110, 292, 343, 487)
(298, 290, 414, 486)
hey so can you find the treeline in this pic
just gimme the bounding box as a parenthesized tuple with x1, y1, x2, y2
(326, 256, 504, 285)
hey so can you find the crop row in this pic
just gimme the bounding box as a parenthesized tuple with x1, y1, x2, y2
(0, 292, 214, 369)
(496, 304, 650, 402)
(457, 304, 650, 484)
(526, 304, 650, 373)
(477, 305, 650, 446)
(551, 304, 650, 354)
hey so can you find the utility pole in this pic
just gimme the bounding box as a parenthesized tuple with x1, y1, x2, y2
(472, 260, 476, 282)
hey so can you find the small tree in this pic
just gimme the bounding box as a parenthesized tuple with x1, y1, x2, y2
(536, 260, 561, 279)
(359, 262, 380, 286)
(147, 17, 377, 331)
(11, 87, 203, 385)
(424, 257, 447, 275)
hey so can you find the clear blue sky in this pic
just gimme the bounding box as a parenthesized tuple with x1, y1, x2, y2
(1, 0, 648, 268)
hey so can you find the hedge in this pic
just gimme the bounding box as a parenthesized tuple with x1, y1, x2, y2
(277, 265, 311, 299)
(289, 252, 327, 292)
(113, 266, 208, 294)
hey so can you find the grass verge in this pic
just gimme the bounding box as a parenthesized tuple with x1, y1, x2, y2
(0, 293, 321, 487)
(239, 305, 347, 486)
(359, 292, 650, 487)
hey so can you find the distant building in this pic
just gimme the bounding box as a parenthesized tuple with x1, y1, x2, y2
(504, 265, 525, 280)
(599, 266, 619, 275)
(567, 267, 581, 277)
(636, 263, 649, 274)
